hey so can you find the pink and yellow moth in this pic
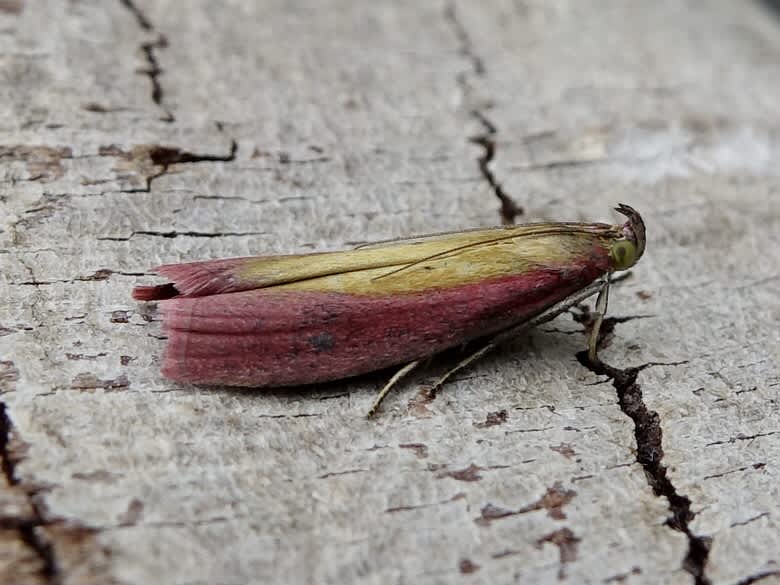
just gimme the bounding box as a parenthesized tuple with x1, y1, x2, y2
(133, 204, 646, 415)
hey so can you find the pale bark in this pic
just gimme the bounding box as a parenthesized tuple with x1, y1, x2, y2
(1, 1, 779, 584)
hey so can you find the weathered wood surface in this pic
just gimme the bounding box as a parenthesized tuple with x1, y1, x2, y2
(1, 1, 779, 584)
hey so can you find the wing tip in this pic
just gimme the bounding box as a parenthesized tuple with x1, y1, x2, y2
(132, 259, 247, 300)
(132, 283, 180, 301)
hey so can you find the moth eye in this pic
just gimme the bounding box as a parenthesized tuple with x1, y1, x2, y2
(611, 240, 638, 270)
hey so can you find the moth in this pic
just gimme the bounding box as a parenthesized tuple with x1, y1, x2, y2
(133, 204, 645, 415)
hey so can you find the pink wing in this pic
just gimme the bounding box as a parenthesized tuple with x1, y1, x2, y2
(158, 261, 606, 387)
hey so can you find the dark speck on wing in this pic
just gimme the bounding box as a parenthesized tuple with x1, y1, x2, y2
(309, 332, 335, 352)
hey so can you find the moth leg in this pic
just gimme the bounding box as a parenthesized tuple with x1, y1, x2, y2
(429, 279, 605, 397)
(367, 360, 421, 418)
(587, 273, 612, 362)
(428, 344, 494, 397)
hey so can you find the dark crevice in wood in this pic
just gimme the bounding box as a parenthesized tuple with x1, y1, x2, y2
(117, 0, 152, 30)
(470, 112, 523, 226)
(139, 36, 172, 121)
(575, 332, 712, 584)
(112, 141, 238, 193)
(97, 227, 264, 241)
(443, 2, 484, 76)
(0, 403, 62, 585)
(142, 141, 238, 191)
(443, 2, 523, 225)
(733, 569, 780, 585)
(118, 0, 174, 122)
(10, 269, 148, 286)
(146, 142, 238, 167)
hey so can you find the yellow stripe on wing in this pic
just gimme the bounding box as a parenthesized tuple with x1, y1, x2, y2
(236, 222, 618, 293)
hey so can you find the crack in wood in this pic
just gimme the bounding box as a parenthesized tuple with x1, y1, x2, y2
(385, 493, 466, 514)
(575, 336, 712, 584)
(99, 141, 238, 193)
(0, 403, 62, 584)
(443, 2, 522, 225)
(96, 228, 266, 241)
(11, 269, 147, 286)
(119, 0, 174, 122)
(705, 430, 779, 447)
(317, 468, 366, 480)
(469, 112, 523, 225)
(702, 462, 765, 481)
(139, 37, 172, 121)
(733, 570, 780, 585)
(143, 141, 238, 191)
(729, 512, 769, 528)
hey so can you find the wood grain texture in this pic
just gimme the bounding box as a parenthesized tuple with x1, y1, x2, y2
(1, 1, 779, 584)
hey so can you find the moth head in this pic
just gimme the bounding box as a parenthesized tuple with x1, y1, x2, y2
(609, 204, 646, 270)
